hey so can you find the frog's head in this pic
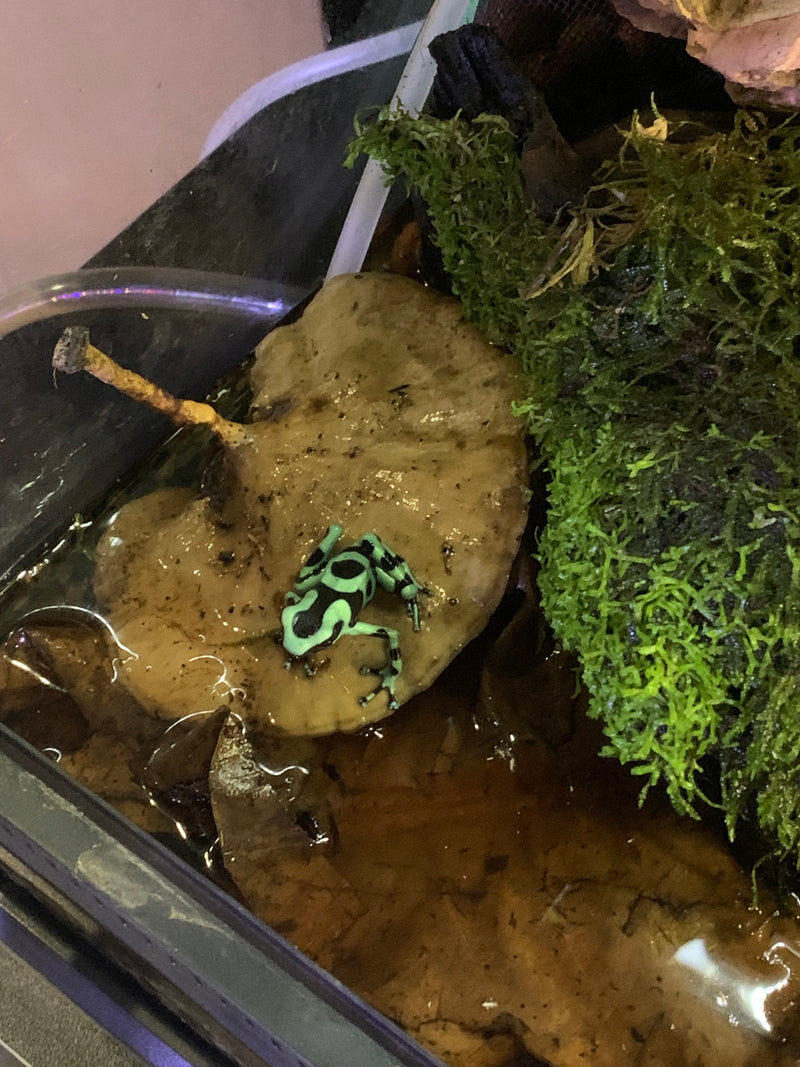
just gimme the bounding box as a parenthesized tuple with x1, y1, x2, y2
(281, 590, 344, 658)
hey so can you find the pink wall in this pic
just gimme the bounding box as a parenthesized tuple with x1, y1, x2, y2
(0, 1, 325, 289)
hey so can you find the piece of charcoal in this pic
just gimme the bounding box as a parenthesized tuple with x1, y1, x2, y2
(429, 24, 585, 217)
(429, 23, 538, 131)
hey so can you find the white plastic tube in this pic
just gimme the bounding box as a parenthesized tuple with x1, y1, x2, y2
(325, 0, 478, 281)
(201, 21, 425, 159)
(0, 267, 305, 342)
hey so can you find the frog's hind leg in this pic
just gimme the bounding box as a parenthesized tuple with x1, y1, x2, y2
(358, 534, 427, 631)
(350, 620, 403, 710)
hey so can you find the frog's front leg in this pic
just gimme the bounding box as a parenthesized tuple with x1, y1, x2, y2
(351, 620, 403, 710)
(291, 524, 343, 595)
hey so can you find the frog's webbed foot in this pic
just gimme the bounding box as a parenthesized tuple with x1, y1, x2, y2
(358, 663, 400, 710)
(350, 620, 402, 709)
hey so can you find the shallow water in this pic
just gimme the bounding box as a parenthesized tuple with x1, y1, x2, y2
(207, 573, 800, 1066)
(3, 553, 800, 1066)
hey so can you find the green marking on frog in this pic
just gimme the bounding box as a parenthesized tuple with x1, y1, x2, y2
(281, 524, 427, 709)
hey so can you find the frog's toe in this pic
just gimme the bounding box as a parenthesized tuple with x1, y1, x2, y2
(358, 672, 399, 710)
(358, 689, 398, 710)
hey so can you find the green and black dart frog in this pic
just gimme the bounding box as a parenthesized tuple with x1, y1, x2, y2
(281, 524, 428, 709)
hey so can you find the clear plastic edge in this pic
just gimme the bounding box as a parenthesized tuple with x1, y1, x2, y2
(0, 723, 444, 1067)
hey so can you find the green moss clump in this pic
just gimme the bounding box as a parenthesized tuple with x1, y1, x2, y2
(350, 107, 800, 858)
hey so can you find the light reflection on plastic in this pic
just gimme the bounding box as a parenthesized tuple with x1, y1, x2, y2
(672, 937, 791, 1034)
(54, 284, 290, 319)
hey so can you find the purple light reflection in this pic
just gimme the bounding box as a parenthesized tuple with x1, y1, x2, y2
(0, 266, 305, 342)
